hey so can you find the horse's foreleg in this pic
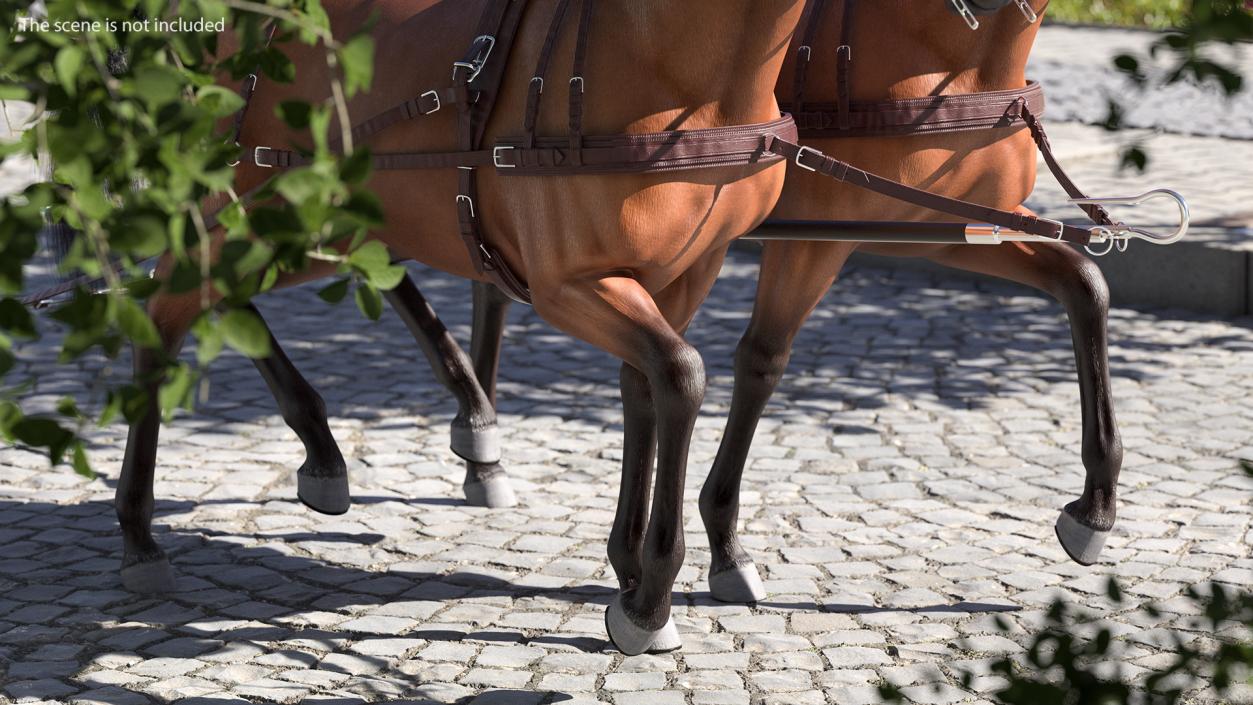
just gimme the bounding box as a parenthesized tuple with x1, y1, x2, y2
(470, 280, 512, 406)
(533, 272, 710, 656)
(117, 291, 211, 593)
(608, 362, 656, 593)
(244, 303, 349, 515)
(927, 238, 1121, 565)
(383, 275, 514, 507)
(701, 241, 855, 603)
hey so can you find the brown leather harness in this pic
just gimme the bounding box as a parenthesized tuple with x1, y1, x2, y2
(758, 0, 1120, 248)
(237, 0, 799, 304)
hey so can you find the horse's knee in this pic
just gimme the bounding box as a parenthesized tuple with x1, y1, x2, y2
(649, 342, 705, 416)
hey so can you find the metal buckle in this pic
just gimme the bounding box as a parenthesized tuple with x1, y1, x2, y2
(795, 145, 823, 172)
(569, 76, 585, 94)
(227, 141, 241, 168)
(797, 45, 812, 63)
(455, 194, 476, 218)
(837, 45, 852, 62)
(530, 76, 544, 94)
(1038, 215, 1065, 240)
(493, 146, 516, 169)
(254, 146, 273, 168)
(1014, 0, 1039, 23)
(420, 90, 440, 115)
(949, 0, 980, 30)
(452, 35, 496, 83)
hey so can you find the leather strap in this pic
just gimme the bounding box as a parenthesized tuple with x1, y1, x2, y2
(765, 134, 1096, 245)
(791, 0, 828, 115)
(781, 80, 1047, 138)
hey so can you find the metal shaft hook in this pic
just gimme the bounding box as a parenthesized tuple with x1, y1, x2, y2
(1072, 188, 1191, 256)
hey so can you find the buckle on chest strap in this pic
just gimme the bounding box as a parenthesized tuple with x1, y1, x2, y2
(254, 146, 274, 168)
(453, 35, 497, 83)
(493, 146, 516, 169)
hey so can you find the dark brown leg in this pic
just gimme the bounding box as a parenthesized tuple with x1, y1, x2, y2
(117, 343, 177, 593)
(926, 241, 1121, 565)
(383, 275, 515, 507)
(470, 280, 512, 406)
(244, 303, 349, 515)
(700, 241, 856, 602)
(607, 363, 656, 593)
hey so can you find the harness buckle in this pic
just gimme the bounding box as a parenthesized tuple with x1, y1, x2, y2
(453, 35, 497, 83)
(569, 76, 585, 94)
(456, 194, 476, 218)
(493, 146, 516, 169)
(254, 146, 273, 168)
(794, 145, 823, 172)
(227, 141, 242, 168)
(948, 0, 981, 30)
(1014, 0, 1039, 23)
(797, 45, 812, 63)
(420, 90, 441, 115)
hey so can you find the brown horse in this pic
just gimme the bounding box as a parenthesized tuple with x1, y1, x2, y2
(244, 0, 1122, 602)
(116, 0, 807, 654)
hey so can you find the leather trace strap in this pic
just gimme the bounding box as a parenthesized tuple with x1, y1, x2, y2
(765, 132, 1097, 246)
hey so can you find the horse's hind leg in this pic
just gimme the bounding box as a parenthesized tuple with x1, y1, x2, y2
(384, 274, 515, 507)
(927, 239, 1121, 565)
(244, 303, 350, 515)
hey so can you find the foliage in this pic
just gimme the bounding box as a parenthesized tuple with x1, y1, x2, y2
(1047, 0, 1189, 29)
(880, 577, 1253, 704)
(1099, 0, 1252, 170)
(0, 0, 403, 474)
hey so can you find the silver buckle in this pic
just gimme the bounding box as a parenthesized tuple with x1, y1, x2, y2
(254, 146, 273, 168)
(569, 76, 585, 94)
(227, 141, 241, 168)
(1039, 216, 1065, 240)
(795, 145, 823, 172)
(493, 146, 516, 169)
(797, 45, 812, 63)
(1014, 0, 1039, 23)
(452, 35, 496, 83)
(455, 194, 476, 218)
(949, 0, 980, 30)
(420, 90, 440, 115)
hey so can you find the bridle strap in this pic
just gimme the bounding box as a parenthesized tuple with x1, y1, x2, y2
(568, 0, 596, 165)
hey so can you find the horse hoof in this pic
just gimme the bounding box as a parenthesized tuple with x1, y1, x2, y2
(1055, 509, 1109, 566)
(604, 594, 682, 656)
(298, 473, 351, 515)
(451, 423, 502, 464)
(463, 474, 517, 508)
(120, 556, 177, 594)
(708, 563, 766, 604)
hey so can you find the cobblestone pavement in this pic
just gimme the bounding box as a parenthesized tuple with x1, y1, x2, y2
(2, 254, 1252, 704)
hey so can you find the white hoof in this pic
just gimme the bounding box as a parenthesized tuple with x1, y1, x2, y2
(1055, 509, 1109, 566)
(451, 423, 502, 464)
(297, 473, 351, 515)
(708, 563, 766, 603)
(463, 474, 517, 508)
(120, 557, 177, 594)
(604, 594, 682, 656)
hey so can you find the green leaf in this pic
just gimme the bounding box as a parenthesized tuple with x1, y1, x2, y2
(196, 85, 247, 118)
(277, 100, 312, 129)
(354, 282, 383, 321)
(115, 298, 162, 349)
(317, 278, 350, 304)
(339, 35, 374, 97)
(158, 363, 196, 421)
(70, 442, 94, 478)
(0, 297, 37, 338)
(219, 308, 272, 359)
(54, 46, 85, 96)
(191, 313, 224, 367)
